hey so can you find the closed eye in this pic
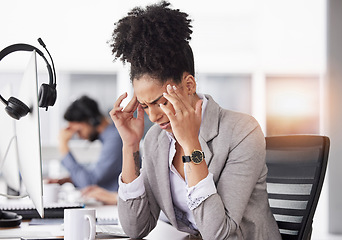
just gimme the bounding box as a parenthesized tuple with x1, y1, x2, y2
(141, 104, 148, 109)
(162, 100, 168, 106)
(139, 97, 167, 110)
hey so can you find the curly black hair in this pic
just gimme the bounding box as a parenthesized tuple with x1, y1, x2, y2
(109, 1, 194, 84)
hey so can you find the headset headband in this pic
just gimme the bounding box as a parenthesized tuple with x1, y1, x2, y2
(0, 39, 57, 115)
(0, 43, 54, 86)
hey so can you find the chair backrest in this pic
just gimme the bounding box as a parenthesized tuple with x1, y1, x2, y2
(265, 135, 330, 240)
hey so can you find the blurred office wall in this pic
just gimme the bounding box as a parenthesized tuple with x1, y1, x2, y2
(0, 0, 326, 144)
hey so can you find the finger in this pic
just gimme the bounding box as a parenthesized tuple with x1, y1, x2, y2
(110, 104, 124, 114)
(130, 97, 140, 113)
(110, 93, 130, 119)
(164, 85, 190, 112)
(109, 107, 123, 121)
(136, 104, 145, 121)
(171, 85, 192, 111)
(123, 94, 139, 113)
(66, 128, 77, 134)
(81, 185, 95, 195)
(114, 92, 128, 108)
(109, 106, 123, 116)
(195, 99, 203, 119)
(81, 187, 90, 195)
(166, 85, 184, 104)
(159, 102, 176, 122)
(163, 91, 186, 114)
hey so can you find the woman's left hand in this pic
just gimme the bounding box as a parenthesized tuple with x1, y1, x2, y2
(159, 84, 203, 154)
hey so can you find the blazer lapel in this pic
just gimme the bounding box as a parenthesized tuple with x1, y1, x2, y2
(154, 132, 178, 227)
(199, 94, 220, 167)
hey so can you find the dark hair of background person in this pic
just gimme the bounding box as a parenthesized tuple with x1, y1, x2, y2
(109, 1, 194, 85)
(64, 96, 102, 124)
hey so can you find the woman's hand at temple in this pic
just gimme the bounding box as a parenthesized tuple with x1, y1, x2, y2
(159, 85, 203, 155)
(109, 92, 145, 183)
(160, 84, 208, 187)
(109, 92, 145, 148)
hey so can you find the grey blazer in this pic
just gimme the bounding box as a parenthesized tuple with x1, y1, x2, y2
(118, 95, 281, 240)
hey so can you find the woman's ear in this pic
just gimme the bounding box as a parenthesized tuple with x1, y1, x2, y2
(182, 73, 196, 95)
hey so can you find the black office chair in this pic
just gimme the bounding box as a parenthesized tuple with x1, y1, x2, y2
(265, 135, 330, 240)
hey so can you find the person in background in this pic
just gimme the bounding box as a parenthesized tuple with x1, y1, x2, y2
(108, 1, 281, 239)
(47, 95, 122, 192)
(81, 185, 117, 205)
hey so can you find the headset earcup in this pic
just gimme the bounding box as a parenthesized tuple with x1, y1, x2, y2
(5, 97, 31, 120)
(38, 83, 57, 108)
(0, 210, 22, 227)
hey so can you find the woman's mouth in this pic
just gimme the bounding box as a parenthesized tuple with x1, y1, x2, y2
(159, 122, 170, 130)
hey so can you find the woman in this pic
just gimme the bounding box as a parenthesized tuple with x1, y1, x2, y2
(109, 2, 281, 239)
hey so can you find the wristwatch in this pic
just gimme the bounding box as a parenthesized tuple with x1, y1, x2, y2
(182, 150, 205, 164)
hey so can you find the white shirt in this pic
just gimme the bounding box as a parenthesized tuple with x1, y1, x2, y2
(118, 93, 217, 229)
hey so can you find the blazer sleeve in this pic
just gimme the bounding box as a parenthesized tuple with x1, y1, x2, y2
(192, 115, 267, 239)
(117, 168, 161, 239)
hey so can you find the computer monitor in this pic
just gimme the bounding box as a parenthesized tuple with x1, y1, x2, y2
(0, 84, 21, 193)
(15, 50, 44, 218)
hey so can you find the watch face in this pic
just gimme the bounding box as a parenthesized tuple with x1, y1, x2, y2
(191, 150, 203, 164)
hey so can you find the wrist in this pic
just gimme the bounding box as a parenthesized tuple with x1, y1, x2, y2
(182, 142, 202, 156)
(122, 143, 140, 153)
(59, 144, 69, 155)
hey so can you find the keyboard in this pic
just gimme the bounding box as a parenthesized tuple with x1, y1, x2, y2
(0, 202, 84, 219)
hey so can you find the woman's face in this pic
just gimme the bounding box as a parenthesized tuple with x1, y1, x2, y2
(133, 75, 181, 133)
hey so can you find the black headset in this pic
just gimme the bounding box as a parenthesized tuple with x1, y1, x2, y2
(0, 38, 57, 120)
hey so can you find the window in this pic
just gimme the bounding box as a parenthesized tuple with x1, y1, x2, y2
(266, 75, 320, 136)
(197, 74, 252, 114)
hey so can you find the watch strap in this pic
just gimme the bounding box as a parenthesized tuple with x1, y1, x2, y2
(182, 156, 191, 163)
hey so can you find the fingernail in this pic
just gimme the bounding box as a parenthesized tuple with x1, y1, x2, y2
(163, 92, 168, 96)
(173, 86, 177, 90)
(167, 85, 172, 90)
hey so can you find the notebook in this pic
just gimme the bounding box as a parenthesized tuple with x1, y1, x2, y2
(0, 202, 84, 219)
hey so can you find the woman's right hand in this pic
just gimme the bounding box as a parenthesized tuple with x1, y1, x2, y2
(109, 92, 145, 147)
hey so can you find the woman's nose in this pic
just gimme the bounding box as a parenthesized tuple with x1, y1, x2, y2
(148, 106, 162, 123)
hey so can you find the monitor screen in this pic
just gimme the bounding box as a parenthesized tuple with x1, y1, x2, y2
(0, 84, 21, 192)
(15, 50, 44, 218)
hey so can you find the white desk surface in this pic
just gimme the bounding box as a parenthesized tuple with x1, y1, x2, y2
(0, 205, 196, 240)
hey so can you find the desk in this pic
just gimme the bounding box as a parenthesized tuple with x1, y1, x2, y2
(0, 205, 197, 240)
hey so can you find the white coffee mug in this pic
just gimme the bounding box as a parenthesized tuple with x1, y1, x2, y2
(43, 183, 60, 203)
(64, 208, 96, 240)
